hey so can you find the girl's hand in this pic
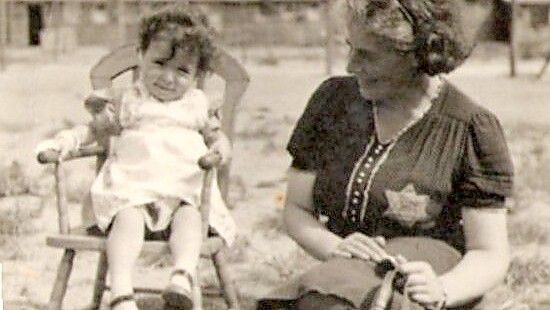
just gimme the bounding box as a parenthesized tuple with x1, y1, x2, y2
(84, 92, 111, 114)
(55, 136, 77, 161)
(330, 233, 388, 262)
(35, 131, 78, 162)
(208, 133, 231, 165)
(399, 261, 446, 309)
(35, 139, 62, 159)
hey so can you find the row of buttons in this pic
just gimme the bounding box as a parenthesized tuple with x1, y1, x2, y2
(343, 142, 387, 223)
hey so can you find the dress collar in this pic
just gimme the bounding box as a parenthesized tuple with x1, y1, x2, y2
(372, 76, 444, 144)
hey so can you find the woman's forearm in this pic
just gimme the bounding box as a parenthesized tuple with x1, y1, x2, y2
(439, 248, 510, 307)
(438, 207, 511, 307)
(283, 202, 343, 261)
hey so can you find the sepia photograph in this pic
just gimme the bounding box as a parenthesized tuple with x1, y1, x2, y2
(0, 0, 549, 309)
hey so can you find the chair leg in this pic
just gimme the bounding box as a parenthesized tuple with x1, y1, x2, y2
(213, 249, 240, 310)
(90, 252, 108, 310)
(193, 271, 203, 310)
(537, 55, 550, 79)
(48, 249, 76, 310)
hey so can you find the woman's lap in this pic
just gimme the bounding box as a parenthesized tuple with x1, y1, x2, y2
(296, 292, 355, 310)
(257, 237, 484, 310)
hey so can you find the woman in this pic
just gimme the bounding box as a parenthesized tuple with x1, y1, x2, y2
(259, 1, 513, 309)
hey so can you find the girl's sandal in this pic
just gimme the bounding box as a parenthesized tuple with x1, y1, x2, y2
(110, 294, 136, 309)
(162, 269, 194, 310)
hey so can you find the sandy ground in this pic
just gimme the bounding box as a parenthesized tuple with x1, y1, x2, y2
(0, 44, 549, 309)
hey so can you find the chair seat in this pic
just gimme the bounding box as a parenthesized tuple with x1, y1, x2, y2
(46, 227, 225, 257)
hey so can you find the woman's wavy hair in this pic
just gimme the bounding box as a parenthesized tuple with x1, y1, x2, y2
(347, 0, 474, 76)
(139, 4, 217, 75)
(399, 0, 472, 76)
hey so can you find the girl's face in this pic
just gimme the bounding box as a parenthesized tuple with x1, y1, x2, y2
(346, 16, 421, 101)
(140, 40, 200, 102)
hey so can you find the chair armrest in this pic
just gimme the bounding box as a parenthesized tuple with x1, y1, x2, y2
(37, 145, 107, 164)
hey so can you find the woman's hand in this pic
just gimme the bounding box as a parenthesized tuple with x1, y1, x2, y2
(400, 261, 446, 309)
(330, 233, 389, 262)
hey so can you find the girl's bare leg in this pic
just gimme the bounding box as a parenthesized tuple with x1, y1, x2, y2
(106, 207, 145, 310)
(169, 205, 202, 291)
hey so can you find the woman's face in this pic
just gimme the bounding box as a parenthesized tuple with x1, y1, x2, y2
(346, 17, 420, 101)
(140, 40, 199, 102)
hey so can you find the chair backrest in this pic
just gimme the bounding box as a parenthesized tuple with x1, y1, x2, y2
(88, 43, 248, 234)
(38, 45, 248, 235)
(89, 43, 249, 199)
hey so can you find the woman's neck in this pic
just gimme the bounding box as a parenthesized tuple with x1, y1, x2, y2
(373, 75, 440, 143)
(375, 74, 431, 111)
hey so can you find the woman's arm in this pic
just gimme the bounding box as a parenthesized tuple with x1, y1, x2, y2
(401, 207, 510, 308)
(283, 167, 343, 261)
(284, 167, 391, 262)
(439, 207, 510, 307)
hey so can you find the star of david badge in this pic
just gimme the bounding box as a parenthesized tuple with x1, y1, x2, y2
(383, 184, 441, 228)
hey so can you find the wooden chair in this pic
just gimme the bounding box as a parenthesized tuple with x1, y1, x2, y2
(536, 52, 550, 79)
(37, 44, 249, 310)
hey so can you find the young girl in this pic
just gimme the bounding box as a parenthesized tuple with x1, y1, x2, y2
(36, 5, 236, 310)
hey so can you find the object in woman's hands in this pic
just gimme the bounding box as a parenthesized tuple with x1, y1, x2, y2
(258, 237, 462, 310)
(366, 238, 457, 309)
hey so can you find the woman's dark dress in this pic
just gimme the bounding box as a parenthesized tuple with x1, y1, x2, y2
(260, 77, 514, 309)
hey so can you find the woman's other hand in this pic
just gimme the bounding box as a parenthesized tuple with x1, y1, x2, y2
(330, 233, 388, 262)
(399, 261, 446, 309)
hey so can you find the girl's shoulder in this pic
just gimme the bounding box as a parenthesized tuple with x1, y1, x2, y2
(183, 88, 209, 106)
(169, 88, 210, 117)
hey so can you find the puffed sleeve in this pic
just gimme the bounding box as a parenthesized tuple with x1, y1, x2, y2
(453, 112, 514, 208)
(186, 89, 215, 138)
(85, 87, 124, 137)
(286, 78, 338, 171)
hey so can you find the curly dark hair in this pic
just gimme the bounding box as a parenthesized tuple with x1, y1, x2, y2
(139, 4, 216, 74)
(346, 0, 473, 76)
(399, 0, 472, 76)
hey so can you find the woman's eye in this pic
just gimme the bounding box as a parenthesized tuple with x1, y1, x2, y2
(178, 68, 190, 74)
(154, 60, 165, 66)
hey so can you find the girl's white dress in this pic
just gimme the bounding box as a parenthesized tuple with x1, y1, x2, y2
(90, 84, 236, 245)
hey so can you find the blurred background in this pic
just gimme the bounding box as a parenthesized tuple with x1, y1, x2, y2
(0, 0, 550, 309)
(0, 0, 550, 74)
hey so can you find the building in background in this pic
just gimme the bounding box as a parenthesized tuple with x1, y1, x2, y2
(0, 0, 327, 50)
(500, 0, 550, 58)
